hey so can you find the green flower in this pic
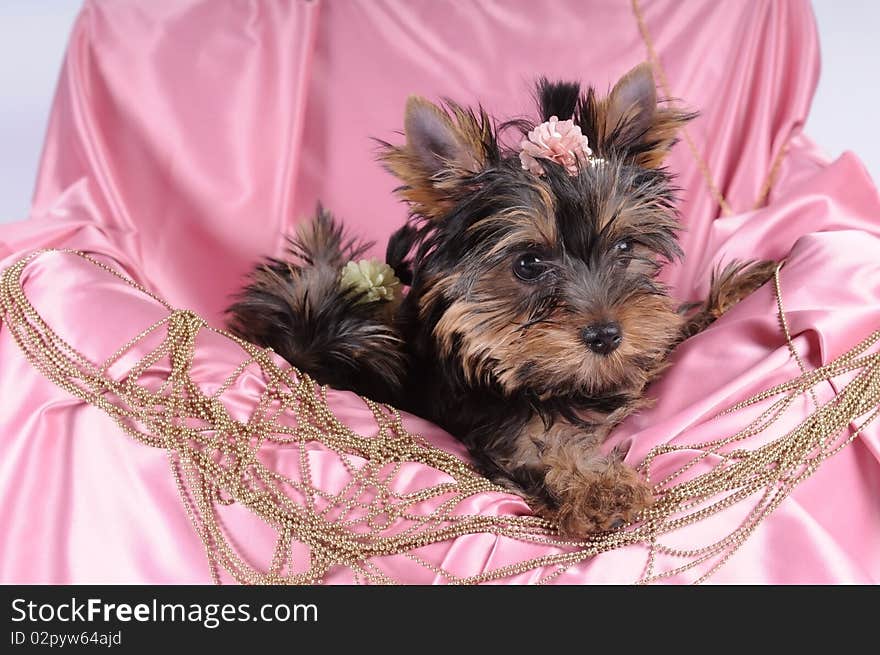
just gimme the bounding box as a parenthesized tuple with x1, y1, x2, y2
(339, 259, 401, 304)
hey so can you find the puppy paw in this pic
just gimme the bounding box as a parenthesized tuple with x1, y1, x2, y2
(708, 259, 778, 317)
(550, 463, 653, 538)
(681, 259, 778, 339)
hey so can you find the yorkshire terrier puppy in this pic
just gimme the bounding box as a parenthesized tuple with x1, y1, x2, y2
(227, 63, 775, 537)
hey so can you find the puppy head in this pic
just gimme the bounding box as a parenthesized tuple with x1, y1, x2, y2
(381, 63, 694, 400)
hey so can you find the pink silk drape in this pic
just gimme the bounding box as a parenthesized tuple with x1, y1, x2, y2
(1, 0, 878, 583)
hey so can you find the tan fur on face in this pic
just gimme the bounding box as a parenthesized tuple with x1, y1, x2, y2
(613, 293, 683, 366)
(496, 294, 681, 396)
(431, 285, 521, 388)
(428, 260, 682, 397)
(475, 214, 557, 263)
(579, 160, 680, 243)
(420, 184, 683, 397)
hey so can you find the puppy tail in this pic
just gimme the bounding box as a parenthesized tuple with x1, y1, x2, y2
(226, 208, 406, 403)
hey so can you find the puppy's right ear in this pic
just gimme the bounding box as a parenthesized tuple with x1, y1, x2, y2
(380, 96, 494, 220)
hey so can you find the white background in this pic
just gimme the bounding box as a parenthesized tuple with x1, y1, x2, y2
(0, 0, 877, 222)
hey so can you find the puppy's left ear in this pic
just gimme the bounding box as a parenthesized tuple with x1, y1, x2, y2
(602, 62, 695, 168)
(380, 97, 494, 220)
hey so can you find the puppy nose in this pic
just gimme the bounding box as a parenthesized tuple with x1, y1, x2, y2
(581, 321, 622, 355)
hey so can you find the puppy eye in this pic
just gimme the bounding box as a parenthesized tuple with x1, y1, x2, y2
(614, 239, 633, 253)
(513, 252, 549, 282)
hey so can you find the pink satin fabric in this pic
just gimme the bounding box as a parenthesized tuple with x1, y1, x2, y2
(1, 0, 879, 584)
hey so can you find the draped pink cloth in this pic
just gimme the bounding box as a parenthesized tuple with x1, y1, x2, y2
(1, 0, 879, 583)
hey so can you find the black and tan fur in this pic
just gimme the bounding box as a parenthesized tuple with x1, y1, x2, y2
(227, 63, 775, 537)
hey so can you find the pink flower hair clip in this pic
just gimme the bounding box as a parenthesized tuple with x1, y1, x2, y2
(519, 116, 603, 176)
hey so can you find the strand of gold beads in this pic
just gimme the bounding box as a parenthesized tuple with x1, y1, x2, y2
(1, 249, 878, 584)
